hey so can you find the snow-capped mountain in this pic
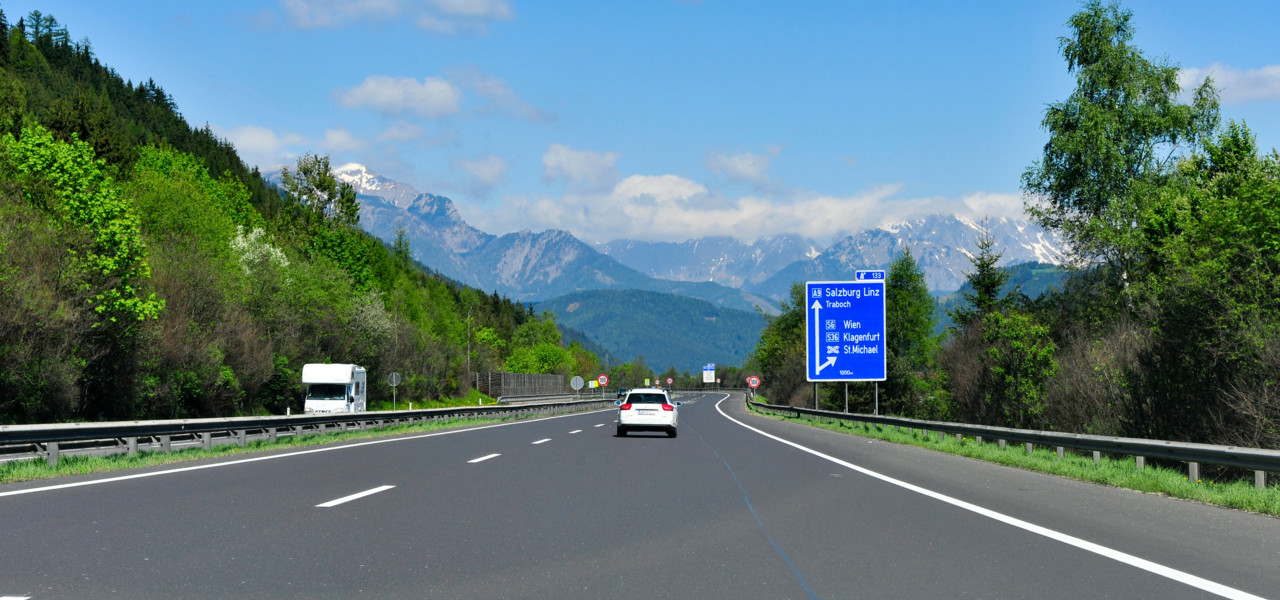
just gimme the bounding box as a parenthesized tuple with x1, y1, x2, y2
(746, 215, 1067, 302)
(278, 164, 1064, 311)
(321, 164, 770, 312)
(598, 234, 821, 288)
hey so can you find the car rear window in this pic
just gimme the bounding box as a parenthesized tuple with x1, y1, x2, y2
(628, 393, 667, 404)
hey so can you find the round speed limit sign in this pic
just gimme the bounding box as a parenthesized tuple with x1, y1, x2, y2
(597, 374, 610, 387)
(746, 376, 761, 389)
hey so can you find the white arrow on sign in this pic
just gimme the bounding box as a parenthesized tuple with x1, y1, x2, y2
(811, 299, 837, 374)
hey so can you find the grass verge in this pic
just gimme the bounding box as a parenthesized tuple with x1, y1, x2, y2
(0, 415, 507, 486)
(747, 402, 1280, 517)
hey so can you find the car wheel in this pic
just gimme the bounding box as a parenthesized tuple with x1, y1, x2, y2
(616, 426, 627, 437)
(668, 427, 677, 438)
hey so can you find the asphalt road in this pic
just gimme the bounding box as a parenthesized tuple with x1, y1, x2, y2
(1, 392, 1276, 599)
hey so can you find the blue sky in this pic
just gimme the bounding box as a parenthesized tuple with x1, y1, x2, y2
(9, 1, 1280, 244)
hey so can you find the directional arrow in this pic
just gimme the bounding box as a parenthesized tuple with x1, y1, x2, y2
(811, 300, 838, 375)
(811, 299, 823, 373)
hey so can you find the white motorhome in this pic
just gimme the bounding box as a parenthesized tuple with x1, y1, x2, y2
(302, 363, 367, 413)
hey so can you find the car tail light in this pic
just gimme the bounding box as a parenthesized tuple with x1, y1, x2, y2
(619, 403, 631, 410)
(661, 404, 674, 411)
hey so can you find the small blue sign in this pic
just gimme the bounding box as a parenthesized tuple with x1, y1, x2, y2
(805, 280, 887, 382)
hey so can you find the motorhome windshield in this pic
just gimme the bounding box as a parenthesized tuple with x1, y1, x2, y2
(307, 384, 347, 400)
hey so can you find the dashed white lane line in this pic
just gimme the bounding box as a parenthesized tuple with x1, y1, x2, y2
(594, 424, 605, 428)
(468, 453, 501, 463)
(316, 485, 395, 508)
(532, 439, 551, 445)
(569, 429, 583, 434)
(1, 408, 614, 500)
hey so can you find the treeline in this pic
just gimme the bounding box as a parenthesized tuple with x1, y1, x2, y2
(0, 8, 597, 423)
(752, 0, 1280, 449)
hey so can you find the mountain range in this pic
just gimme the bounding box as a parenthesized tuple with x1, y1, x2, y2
(327, 163, 1066, 302)
(325, 164, 775, 314)
(300, 164, 1068, 365)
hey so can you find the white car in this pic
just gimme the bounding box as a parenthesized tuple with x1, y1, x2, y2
(615, 388, 680, 437)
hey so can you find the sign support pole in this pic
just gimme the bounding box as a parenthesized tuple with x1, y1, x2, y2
(874, 382, 879, 416)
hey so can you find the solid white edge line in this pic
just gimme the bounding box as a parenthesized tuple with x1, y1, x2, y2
(468, 453, 501, 463)
(316, 485, 395, 508)
(0, 408, 612, 499)
(532, 439, 551, 445)
(715, 395, 1265, 600)
(0, 596, 33, 599)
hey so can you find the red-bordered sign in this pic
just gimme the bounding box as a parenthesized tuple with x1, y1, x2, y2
(746, 376, 761, 389)
(597, 374, 609, 387)
(666, 377, 673, 385)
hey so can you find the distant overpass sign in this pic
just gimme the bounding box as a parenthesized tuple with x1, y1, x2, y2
(806, 275, 887, 382)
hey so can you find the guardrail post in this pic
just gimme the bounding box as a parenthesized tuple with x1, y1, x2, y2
(161, 435, 171, 452)
(46, 441, 59, 466)
(1257, 471, 1267, 489)
(126, 436, 138, 455)
(1056, 447, 1064, 459)
(293, 425, 302, 437)
(1025, 443, 1034, 455)
(1136, 456, 1146, 470)
(937, 431, 945, 442)
(998, 439, 1006, 450)
(955, 434, 963, 443)
(268, 428, 277, 443)
(201, 432, 212, 451)
(1188, 462, 1199, 483)
(236, 430, 246, 448)
(976, 435, 983, 445)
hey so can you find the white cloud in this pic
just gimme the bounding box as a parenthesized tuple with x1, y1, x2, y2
(460, 154, 508, 189)
(449, 66, 550, 121)
(705, 146, 781, 188)
(338, 75, 462, 118)
(214, 124, 307, 170)
(279, 0, 513, 33)
(1180, 62, 1280, 105)
(462, 172, 1030, 245)
(320, 128, 369, 152)
(376, 120, 426, 142)
(542, 143, 620, 191)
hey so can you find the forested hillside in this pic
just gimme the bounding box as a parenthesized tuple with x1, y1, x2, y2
(752, 1, 1280, 450)
(0, 9, 584, 423)
(535, 289, 766, 373)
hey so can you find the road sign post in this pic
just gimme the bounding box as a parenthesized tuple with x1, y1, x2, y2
(387, 372, 401, 410)
(805, 275, 887, 391)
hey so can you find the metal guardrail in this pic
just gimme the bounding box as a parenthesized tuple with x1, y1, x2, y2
(0, 399, 614, 466)
(750, 401, 1278, 489)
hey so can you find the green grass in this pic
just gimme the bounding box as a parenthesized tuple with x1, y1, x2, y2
(0, 415, 508, 485)
(747, 402, 1280, 517)
(367, 389, 496, 411)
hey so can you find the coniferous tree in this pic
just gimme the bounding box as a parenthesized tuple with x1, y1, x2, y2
(949, 219, 1010, 329)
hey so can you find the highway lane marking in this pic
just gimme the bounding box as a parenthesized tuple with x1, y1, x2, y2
(532, 439, 551, 445)
(569, 429, 583, 434)
(715, 396, 1266, 600)
(468, 453, 501, 463)
(594, 424, 605, 427)
(316, 485, 395, 508)
(0, 408, 612, 499)
(1, 596, 32, 599)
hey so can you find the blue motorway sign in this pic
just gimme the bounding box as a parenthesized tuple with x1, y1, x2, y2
(805, 275, 886, 381)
